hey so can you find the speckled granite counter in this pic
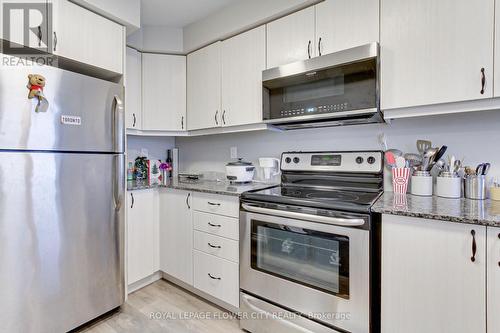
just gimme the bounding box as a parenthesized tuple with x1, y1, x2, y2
(372, 192, 500, 227)
(127, 179, 278, 197)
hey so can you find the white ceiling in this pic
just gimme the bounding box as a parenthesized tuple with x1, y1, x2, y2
(141, 0, 242, 28)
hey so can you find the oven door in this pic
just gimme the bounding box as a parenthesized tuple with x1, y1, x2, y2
(240, 204, 370, 333)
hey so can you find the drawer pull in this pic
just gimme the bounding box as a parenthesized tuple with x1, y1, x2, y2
(208, 242, 221, 249)
(208, 273, 221, 280)
(208, 222, 222, 228)
(207, 202, 221, 206)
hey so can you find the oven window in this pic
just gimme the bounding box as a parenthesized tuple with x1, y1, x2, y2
(251, 220, 350, 299)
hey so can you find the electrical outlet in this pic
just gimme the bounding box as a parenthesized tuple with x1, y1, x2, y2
(230, 147, 238, 159)
(140, 148, 149, 158)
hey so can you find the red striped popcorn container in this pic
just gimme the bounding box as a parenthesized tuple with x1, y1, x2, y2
(392, 168, 411, 194)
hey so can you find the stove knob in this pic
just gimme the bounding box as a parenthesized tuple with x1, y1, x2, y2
(285, 157, 292, 164)
(367, 156, 376, 164)
(293, 157, 300, 164)
(356, 156, 364, 164)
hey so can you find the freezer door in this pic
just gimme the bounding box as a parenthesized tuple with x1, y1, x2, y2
(0, 152, 125, 333)
(0, 54, 124, 152)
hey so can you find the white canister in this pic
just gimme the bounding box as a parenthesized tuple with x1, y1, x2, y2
(411, 171, 433, 196)
(436, 172, 462, 199)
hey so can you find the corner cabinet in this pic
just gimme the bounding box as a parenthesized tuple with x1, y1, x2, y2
(125, 47, 142, 130)
(381, 0, 494, 110)
(142, 54, 187, 131)
(381, 215, 486, 333)
(487, 227, 500, 333)
(159, 189, 193, 285)
(221, 26, 266, 127)
(187, 42, 222, 130)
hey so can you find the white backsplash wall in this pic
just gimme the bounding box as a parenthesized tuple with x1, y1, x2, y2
(176, 111, 500, 186)
(126, 135, 175, 164)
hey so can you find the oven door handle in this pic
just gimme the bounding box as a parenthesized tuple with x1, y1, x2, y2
(242, 204, 365, 227)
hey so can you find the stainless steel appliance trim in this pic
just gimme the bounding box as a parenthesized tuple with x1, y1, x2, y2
(241, 203, 365, 227)
(240, 292, 343, 333)
(113, 95, 125, 153)
(263, 108, 379, 124)
(263, 42, 379, 82)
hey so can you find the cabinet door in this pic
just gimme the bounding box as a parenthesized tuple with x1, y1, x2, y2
(381, 215, 486, 333)
(127, 190, 158, 285)
(51, 0, 124, 74)
(0, 0, 49, 51)
(381, 0, 494, 110)
(125, 47, 142, 130)
(266, 6, 315, 69)
(315, 0, 379, 55)
(159, 190, 193, 285)
(187, 42, 221, 130)
(142, 53, 186, 131)
(221, 26, 265, 127)
(488, 227, 500, 333)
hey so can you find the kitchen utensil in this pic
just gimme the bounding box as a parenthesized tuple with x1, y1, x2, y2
(477, 163, 491, 176)
(411, 171, 433, 196)
(416, 140, 432, 155)
(404, 153, 423, 169)
(422, 148, 438, 171)
(395, 156, 406, 168)
(436, 172, 462, 199)
(226, 158, 255, 183)
(453, 159, 462, 174)
(464, 175, 486, 200)
(430, 158, 447, 177)
(448, 155, 455, 173)
(432, 145, 448, 165)
(464, 166, 476, 176)
(385, 151, 396, 169)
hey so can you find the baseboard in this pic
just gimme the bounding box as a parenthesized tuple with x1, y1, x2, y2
(127, 271, 162, 294)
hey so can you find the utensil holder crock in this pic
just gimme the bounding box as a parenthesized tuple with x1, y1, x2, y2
(436, 174, 461, 199)
(464, 176, 486, 200)
(411, 171, 433, 196)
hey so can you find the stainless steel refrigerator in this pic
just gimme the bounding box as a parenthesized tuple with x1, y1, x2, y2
(0, 55, 125, 332)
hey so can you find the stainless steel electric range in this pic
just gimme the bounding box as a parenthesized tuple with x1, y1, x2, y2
(239, 151, 383, 333)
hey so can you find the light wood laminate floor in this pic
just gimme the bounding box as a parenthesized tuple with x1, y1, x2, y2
(76, 280, 243, 333)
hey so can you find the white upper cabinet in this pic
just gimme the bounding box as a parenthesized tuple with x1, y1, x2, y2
(266, 6, 315, 69)
(221, 26, 266, 127)
(381, 215, 486, 333)
(381, 0, 494, 110)
(125, 47, 142, 130)
(488, 227, 500, 333)
(142, 53, 186, 131)
(50, 0, 124, 74)
(315, 0, 379, 55)
(187, 42, 222, 130)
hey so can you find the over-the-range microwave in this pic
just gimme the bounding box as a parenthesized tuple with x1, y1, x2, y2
(262, 42, 383, 130)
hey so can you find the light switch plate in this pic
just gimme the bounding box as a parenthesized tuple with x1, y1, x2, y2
(230, 147, 238, 159)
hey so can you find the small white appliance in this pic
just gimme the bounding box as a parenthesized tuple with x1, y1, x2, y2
(226, 158, 255, 183)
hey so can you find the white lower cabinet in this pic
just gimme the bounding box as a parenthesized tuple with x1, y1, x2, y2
(487, 227, 500, 333)
(127, 190, 159, 285)
(381, 214, 486, 333)
(159, 189, 193, 285)
(193, 250, 239, 307)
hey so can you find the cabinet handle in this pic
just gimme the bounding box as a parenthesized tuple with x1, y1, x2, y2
(186, 193, 191, 209)
(222, 110, 226, 125)
(38, 26, 42, 47)
(130, 193, 134, 208)
(215, 111, 219, 125)
(53, 31, 57, 52)
(208, 222, 221, 228)
(470, 230, 477, 262)
(208, 273, 221, 280)
(318, 37, 322, 56)
(181, 116, 184, 130)
(207, 201, 221, 206)
(307, 40, 312, 59)
(208, 243, 221, 249)
(480, 68, 485, 94)
(132, 113, 136, 127)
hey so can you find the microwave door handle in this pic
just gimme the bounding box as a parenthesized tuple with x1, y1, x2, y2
(241, 204, 365, 227)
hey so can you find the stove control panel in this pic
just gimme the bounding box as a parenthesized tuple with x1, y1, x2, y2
(281, 151, 383, 173)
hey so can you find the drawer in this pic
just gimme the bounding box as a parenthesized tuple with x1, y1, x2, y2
(194, 230, 239, 263)
(193, 250, 239, 307)
(192, 192, 239, 217)
(193, 211, 239, 241)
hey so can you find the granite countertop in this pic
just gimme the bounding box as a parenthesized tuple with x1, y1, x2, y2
(127, 179, 278, 197)
(372, 192, 500, 227)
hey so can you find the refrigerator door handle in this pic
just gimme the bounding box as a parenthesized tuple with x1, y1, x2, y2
(113, 96, 125, 153)
(114, 155, 125, 212)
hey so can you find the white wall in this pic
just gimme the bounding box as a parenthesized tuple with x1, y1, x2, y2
(183, 0, 322, 52)
(127, 136, 175, 165)
(127, 26, 184, 54)
(176, 111, 500, 184)
(72, 0, 140, 33)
